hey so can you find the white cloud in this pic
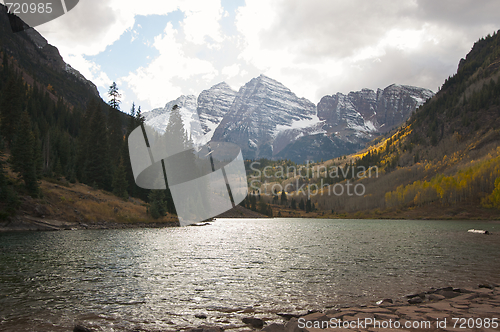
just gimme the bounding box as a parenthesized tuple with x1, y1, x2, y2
(65, 54, 111, 90)
(221, 64, 240, 79)
(35, 0, 227, 109)
(233, 0, 499, 102)
(181, 0, 225, 45)
(33, 0, 500, 109)
(122, 23, 218, 108)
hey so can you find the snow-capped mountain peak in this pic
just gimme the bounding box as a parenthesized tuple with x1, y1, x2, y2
(144, 76, 434, 163)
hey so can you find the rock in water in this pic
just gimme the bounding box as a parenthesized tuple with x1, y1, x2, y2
(262, 323, 286, 332)
(376, 298, 393, 305)
(242, 317, 265, 328)
(187, 326, 223, 332)
(73, 325, 93, 332)
(468, 229, 489, 234)
(284, 317, 308, 332)
(408, 297, 423, 304)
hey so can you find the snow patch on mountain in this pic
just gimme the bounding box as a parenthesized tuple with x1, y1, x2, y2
(144, 75, 434, 163)
(275, 114, 324, 134)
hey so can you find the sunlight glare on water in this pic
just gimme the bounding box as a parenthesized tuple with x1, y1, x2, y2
(1, 218, 499, 331)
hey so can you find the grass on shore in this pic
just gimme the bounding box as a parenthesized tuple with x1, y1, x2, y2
(24, 177, 179, 226)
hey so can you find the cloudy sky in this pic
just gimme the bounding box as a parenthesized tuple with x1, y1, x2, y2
(29, 0, 500, 113)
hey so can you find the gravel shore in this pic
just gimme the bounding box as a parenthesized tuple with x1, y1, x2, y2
(69, 284, 500, 332)
(175, 284, 500, 332)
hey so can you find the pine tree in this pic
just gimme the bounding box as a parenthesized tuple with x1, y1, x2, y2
(1, 75, 23, 146)
(11, 111, 39, 196)
(165, 104, 189, 154)
(0, 50, 7, 91)
(127, 102, 137, 134)
(0, 127, 18, 217)
(266, 205, 273, 217)
(54, 157, 63, 176)
(107, 83, 123, 165)
(163, 104, 190, 213)
(112, 157, 128, 200)
(250, 194, 257, 211)
(299, 198, 305, 210)
(148, 190, 167, 219)
(135, 106, 145, 125)
(75, 104, 92, 182)
(32, 127, 43, 179)
(0, 127, 8, 195)
(258, 200, 269, 215)
(108, 107, 123, 165)
(123, 103, 150, 200)
(280, 189, 287, 205)
(108, 82, 121, 111)
(2, 50, 8, 78)
(84, 100, 111, 190)
(306, 198, 312, 213)
(57, 132, 71, 176)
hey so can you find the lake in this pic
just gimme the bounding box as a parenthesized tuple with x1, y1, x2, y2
(1, 218, 500, 331)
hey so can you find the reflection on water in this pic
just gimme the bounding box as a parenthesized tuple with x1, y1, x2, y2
(1, 218, 499, 331)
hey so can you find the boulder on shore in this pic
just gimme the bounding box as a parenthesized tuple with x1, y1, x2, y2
(242, 317, 265, 328)
(73, 325, 93, 332)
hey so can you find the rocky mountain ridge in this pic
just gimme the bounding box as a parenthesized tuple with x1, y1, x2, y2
(0, 4, 100, 107)
(144, 76, 433, 163)
(318, 84, 434, 144)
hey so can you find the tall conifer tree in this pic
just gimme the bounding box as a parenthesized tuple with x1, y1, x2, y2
(84, 100, 111, 190)
(75, 103, 92, 182)
(11, 111, 39, 196)
(107, 82, 123, 165)
(112, 157, 128, 200)
(1, 75, 23, 146)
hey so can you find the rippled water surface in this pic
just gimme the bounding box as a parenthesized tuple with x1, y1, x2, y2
(1, 218, 500, 331)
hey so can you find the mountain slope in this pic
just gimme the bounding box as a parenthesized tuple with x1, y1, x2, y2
(317, 84, 434, 144)
(197, 82, 237, 142)
(211, 74, 318, 160)
(277, 84, 433, 162)
(143, 83, 237, 145)
(0, 4, 99, 108)
(310, 30, 500, 216)
(145, 75, 433, 163)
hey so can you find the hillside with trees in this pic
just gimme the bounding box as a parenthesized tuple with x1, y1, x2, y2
(315, 31, 500, 218)
(251, 31, 500, 219)
(2, 3, 499, 222)
(0, 53, 178, 223)
(0, 5, 181, 223)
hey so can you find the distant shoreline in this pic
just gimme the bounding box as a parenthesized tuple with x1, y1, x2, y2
(2, 213, 499, 233)
(1, 175, 498, 233)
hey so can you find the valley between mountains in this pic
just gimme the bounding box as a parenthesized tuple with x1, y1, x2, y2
(1, 3, 499, 223)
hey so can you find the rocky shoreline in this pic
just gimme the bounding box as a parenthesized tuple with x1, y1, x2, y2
(0, 214, 180, 232)
(71, 284, 500, 332)
(0, 196, 266, 232)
